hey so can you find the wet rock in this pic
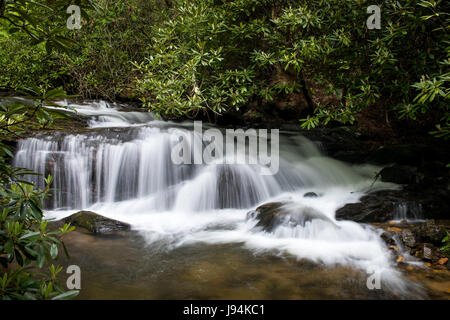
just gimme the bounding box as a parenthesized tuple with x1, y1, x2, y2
(390, 245, 399, 252)
(335, 190, 400, 222)
(336, 186, 449, 222)
(401, 229, 416, 248)
(303, 192, 318, 198)
(62, 211, 131, 234)
(421, 244, 434, 261)
(247, 201, 337, 233)
(376, 220, 449, 266)
(386, 226, 403, 233)
(412, 220, 446, 246)
(380, 231, 396, 246)
(379, 165, 418, 184)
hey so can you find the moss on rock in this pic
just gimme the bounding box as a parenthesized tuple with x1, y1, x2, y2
(62, 211, 131, 234)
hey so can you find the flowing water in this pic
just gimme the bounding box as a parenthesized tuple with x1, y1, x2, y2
(11, 99, 428, 299)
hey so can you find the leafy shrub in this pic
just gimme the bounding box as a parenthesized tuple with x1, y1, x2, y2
(0, 88, 79, 300)
(0, 176, 78, 300)
(441, 231, 450, 255)
(133, 0, 449, 133)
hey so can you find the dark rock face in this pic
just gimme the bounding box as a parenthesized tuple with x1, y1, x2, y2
(310, 138, 449, 222)
(366, 145, 436, 166)
(379, 165, 418, 184)
(62, 211, 131, 234)
(299, 127, 371, 164)
(247, 201, 336, 232)
(368, 144, 449, 221)
(335, 190, 400, 222)
(336, 186, 450, 223)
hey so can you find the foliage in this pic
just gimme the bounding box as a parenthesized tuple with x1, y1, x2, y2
(0, 86, 79, 300)
(132, 0, 449, 133)
(441, 230, 450, 255)
(2, 1, 447, 133)
(0, 35, 55, 91)
(0, 0, 94, 91)
(0, 0, 95, 51)
(54, 0, 160, 100)
(134, 0, 278, 118)
(0, 176, 78, 300)
(0, 1, 82, 300)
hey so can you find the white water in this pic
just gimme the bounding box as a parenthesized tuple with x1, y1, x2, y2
(13, 100, 421, 295)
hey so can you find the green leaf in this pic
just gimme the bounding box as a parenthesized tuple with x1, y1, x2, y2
(19, 231, 41, 240)
(50, 243, 58, 260)
(44, 88, 67, 100)
(14, 249, 24, 266)
(51, 290, 79, 300)
(37, 247, 45, 268)
(4, 240, 14, 255)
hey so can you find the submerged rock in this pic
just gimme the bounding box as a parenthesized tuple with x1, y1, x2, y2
(62, 211, 131, 234)
(247, 201, 337, 232)
(303, 192, 319, 198)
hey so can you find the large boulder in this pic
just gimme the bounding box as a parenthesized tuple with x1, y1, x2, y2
(247, 201, 337, 232)
(335, 190, 401, 222)
(62, 211, 131, 234)
(336, 187, 450, 223)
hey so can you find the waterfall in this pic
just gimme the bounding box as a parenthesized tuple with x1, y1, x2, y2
(393, 202, 423, 221)
(12, 100, 419, 295)
(14, 119, 381, 212)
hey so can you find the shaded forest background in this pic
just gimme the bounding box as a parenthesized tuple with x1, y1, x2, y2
(0, 0, 448, 140)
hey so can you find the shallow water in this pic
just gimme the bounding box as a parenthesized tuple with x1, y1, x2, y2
(60, 230, 426, 300)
